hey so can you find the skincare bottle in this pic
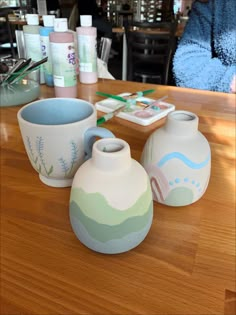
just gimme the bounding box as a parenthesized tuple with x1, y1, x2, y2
(39, 15, 55, 86)
(76, 15, 98, 84)
(23, 14, 45, 83)
(49, 18, 77, 98)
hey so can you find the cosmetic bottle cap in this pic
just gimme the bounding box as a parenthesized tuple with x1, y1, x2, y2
(80, 15, 92, 27)
(43, 15, 55, 27)
(26, 14, 39, 25)
(54, 18, 68, 32)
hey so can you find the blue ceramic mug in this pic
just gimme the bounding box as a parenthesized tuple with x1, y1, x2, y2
(17, 98, 115, 187)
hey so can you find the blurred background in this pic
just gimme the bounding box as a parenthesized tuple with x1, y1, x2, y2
(0, 1, 194, 80)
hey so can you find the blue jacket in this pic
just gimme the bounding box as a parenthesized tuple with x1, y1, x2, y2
(173, 0, 236, 92)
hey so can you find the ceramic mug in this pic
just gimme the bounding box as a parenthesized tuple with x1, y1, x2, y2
(17, 98, 115, 187)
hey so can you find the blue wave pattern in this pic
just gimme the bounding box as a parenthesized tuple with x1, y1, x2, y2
(157, 152, 211, 169)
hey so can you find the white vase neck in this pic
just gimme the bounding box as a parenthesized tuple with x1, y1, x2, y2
(164, 110, 199, 136)
(91, 138, 132, 172)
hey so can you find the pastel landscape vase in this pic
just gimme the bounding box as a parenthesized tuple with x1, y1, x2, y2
(141, 110, 211, 206)
(69, 138, 153, 254)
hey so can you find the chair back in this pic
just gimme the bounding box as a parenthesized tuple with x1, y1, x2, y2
(97, 37, 112, 64)
(126, 20, 177, 84)
(68, 2, 79, 31)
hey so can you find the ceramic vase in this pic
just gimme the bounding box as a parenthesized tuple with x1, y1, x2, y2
(141, 110, 211, 206)
(69, 138, 153, 254)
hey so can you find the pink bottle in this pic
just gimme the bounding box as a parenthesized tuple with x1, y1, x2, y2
(49, 18, 77, 97)
(76, 15, 98, 84)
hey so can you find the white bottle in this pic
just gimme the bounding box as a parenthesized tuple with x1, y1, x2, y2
(23, 14, 45, 84)
(76, 15, 98, 84)
(49, 18, 77, 98)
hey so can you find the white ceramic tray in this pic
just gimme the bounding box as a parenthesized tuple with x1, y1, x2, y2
(95, 93, 175, 126)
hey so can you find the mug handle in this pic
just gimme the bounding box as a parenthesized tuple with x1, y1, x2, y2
(84, 127, 115, 160)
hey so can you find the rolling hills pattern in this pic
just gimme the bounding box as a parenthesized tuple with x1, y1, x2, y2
(70, 185, 153, 254)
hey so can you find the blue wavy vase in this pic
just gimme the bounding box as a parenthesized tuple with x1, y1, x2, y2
(69, 138, 153, 254)
(141, 110, 211, 206)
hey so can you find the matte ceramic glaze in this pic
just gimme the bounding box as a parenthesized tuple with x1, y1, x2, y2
(141, 110, 211, 206)
(17, 98, 114, 187)
(70, 138, 153, 254)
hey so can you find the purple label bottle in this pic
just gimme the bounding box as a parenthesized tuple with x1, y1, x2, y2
(49, 18, 77, 98)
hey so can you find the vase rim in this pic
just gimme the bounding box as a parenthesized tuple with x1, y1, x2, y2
(94, 138, 129, 155)
(91, 138, 131, 172)
(168, 110, 197, 122)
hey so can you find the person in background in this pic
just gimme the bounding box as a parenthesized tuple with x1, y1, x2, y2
(76, 0, 112, 39)
(173, 0, 236, 93)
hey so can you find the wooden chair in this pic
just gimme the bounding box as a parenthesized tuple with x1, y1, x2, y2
(68, 2, 79, 31)
(125, 20, 177, 84)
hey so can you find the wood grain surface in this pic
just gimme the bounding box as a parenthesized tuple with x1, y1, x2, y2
(1, 79, 235, 315)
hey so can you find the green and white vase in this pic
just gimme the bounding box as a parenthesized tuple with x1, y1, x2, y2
(69, 138, 153, 254)
(141, 110, 211, 206)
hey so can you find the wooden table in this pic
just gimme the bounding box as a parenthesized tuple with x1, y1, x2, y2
(7, 17, 27, 26)
(1, 80, 235, 315)
(8, 16, 44, 27)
